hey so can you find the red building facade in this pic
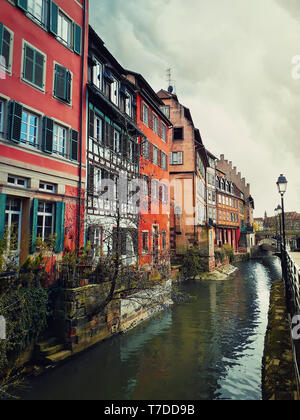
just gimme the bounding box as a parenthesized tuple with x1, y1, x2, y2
(126, 72, 171, 269)
(0, 0, 88, 266)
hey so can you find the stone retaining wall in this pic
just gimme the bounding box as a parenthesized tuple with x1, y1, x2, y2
(262, 281, 298, 400)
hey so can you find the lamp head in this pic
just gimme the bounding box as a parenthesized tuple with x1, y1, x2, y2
(277, 174, 288, 195)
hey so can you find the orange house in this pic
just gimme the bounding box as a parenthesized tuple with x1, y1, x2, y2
(126, 72, 172, 269)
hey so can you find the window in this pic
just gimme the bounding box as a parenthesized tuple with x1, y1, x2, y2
(53, 123, 67, 156)
(170, 152, 183, 165)
(54, 64, 71, 104)
(143, 104, 149, 126)
(114, 130, 121, 154)
(162, 231, 167, 251)
(8, 175, 29, 188)
(0, 100, 4, 134)
(95, 115, 103, 142)
(27, 0, 48, 26)
(153, 145, 158, 165)
(57, 11, 72, 48)
(22, 42, 45, 90)
(161, 151, 167, 171)
(142, 232, 149, 254)
(162, 185, 168, 204)
(173, 127, 183, 141)
(142, 139, 149, 160)
(125, 92, 132, 117)
(161, 123, 167, 142)
(152, 180, 158, 200)
(153, 114, 158, 134)
(37, 201, 54, 241)
(0, 24, 13, 73)
(93, 59, 103, 90)
(20, 110, 40, 147)
(160, 105, 170, 118)
(39, 181, 56, 193)
(111, 77, 119, 106)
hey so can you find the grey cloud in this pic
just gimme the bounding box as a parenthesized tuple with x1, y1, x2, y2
(90, 0, 300, 217)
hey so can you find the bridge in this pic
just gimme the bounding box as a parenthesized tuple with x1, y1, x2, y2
(257, 238, 278, 252)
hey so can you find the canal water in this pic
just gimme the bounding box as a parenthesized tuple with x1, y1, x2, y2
(22, 257, 281, 401)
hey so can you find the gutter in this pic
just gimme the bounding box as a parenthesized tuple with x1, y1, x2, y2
(77, 0, 87, 252)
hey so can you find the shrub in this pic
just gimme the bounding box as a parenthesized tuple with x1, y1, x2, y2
(181, 247, 206, 280)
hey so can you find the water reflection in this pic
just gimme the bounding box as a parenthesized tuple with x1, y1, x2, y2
(23, 257, 281, 401)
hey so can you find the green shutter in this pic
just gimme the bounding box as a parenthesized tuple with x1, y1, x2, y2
(55, 202, 65, 253)
(50, 1, 58, 36)
(17, 0, 28, 12)
(70, 129, 79, 161)
(74, 23, 82, 56)
(9, 101, 23, 143)
(42, 117, 54, 154)
(0, 194, 7, 239)
(30, 198, 38, 254)
(0, 23, 3, 57)
(66, 70, 71, 103)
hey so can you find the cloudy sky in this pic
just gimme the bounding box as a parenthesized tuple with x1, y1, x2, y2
(90, 0, 300, 217)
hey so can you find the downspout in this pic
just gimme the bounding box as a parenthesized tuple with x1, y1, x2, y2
(77, 0, 87, 252)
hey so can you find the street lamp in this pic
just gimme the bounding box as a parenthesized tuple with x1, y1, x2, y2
(275, 205, 282, 253)
(277, 174, 289, 310)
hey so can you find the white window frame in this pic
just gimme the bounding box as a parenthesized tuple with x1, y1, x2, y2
(111, 76, 119, 106)
(7, 175, 29, 188)
(0, 25, 14, 75)
(114, 129, 121, 154)
(21, 40, 46, 92)
(27, 0, 48, 27)
(171, 152, 183, 165)
(53, 122, 67, 157)
(57, 10, 73, 49)
(125, 91, 132, 117)
(143, 103, 149, 126)
(37, 201, 55, 241)
(39, 181, 56, 193)
(93, 59, 103, 90)
(153, 145, 158, 165)
(94, 114, 103, 142)
(161, 151, 167, 171)
(20, 109, 40, 148)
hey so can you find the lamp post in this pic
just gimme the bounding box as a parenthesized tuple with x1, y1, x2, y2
(277, 174, 289, 309)
(275, 205, 282, 253)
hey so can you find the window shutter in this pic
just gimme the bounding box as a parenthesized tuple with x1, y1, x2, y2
(54, 64, 66, 100)
(149, 143, 153, 162)
(74, 23, 82, 56)
(42, 117, 54, 154)
(169, 152, 173, 165)
(0, 23, 3, 57)
(149, 111, 153, 130)
(66, 70, 72, 103)
(55, 202, 65, 253)
(87, 163, 94, 193)
(140, 100, 143, 122)
(50, 1, 59, 36)
(70, 129, 79, 161)
(9, 101, 23, 143)
(178, 152, 183, 165)
(89, 108, 95, 139)
(17, 0, 28, 12)
(30, 198, 38, 254)
(0, 194, 7, 239)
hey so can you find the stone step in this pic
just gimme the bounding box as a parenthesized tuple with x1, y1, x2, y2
(39, 344, 64, 357)
(36, 337, 59, 352)
(45, 350, 72, 365)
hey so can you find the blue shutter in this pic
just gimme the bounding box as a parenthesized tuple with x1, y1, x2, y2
(0, 194, 7, 239)
(42, 117, 54, 154)
(55, 202, 65, 253)
(30, 198, 38, 254)
(9, 101, 23, 143)
(0, 23, 3, 57)
(73, 23, 82, 56)
(49, 1, 59, 36)
(17, 0, 28, 12)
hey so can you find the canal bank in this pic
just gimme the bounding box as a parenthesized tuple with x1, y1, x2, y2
(21, 257, 281, 400)
(262, 280, 298, 400)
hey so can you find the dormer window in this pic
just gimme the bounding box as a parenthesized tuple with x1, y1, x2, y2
(125, 91, 132, 117)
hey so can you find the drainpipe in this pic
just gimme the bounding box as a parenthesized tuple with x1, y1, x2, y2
(77, 0, 87, 252)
